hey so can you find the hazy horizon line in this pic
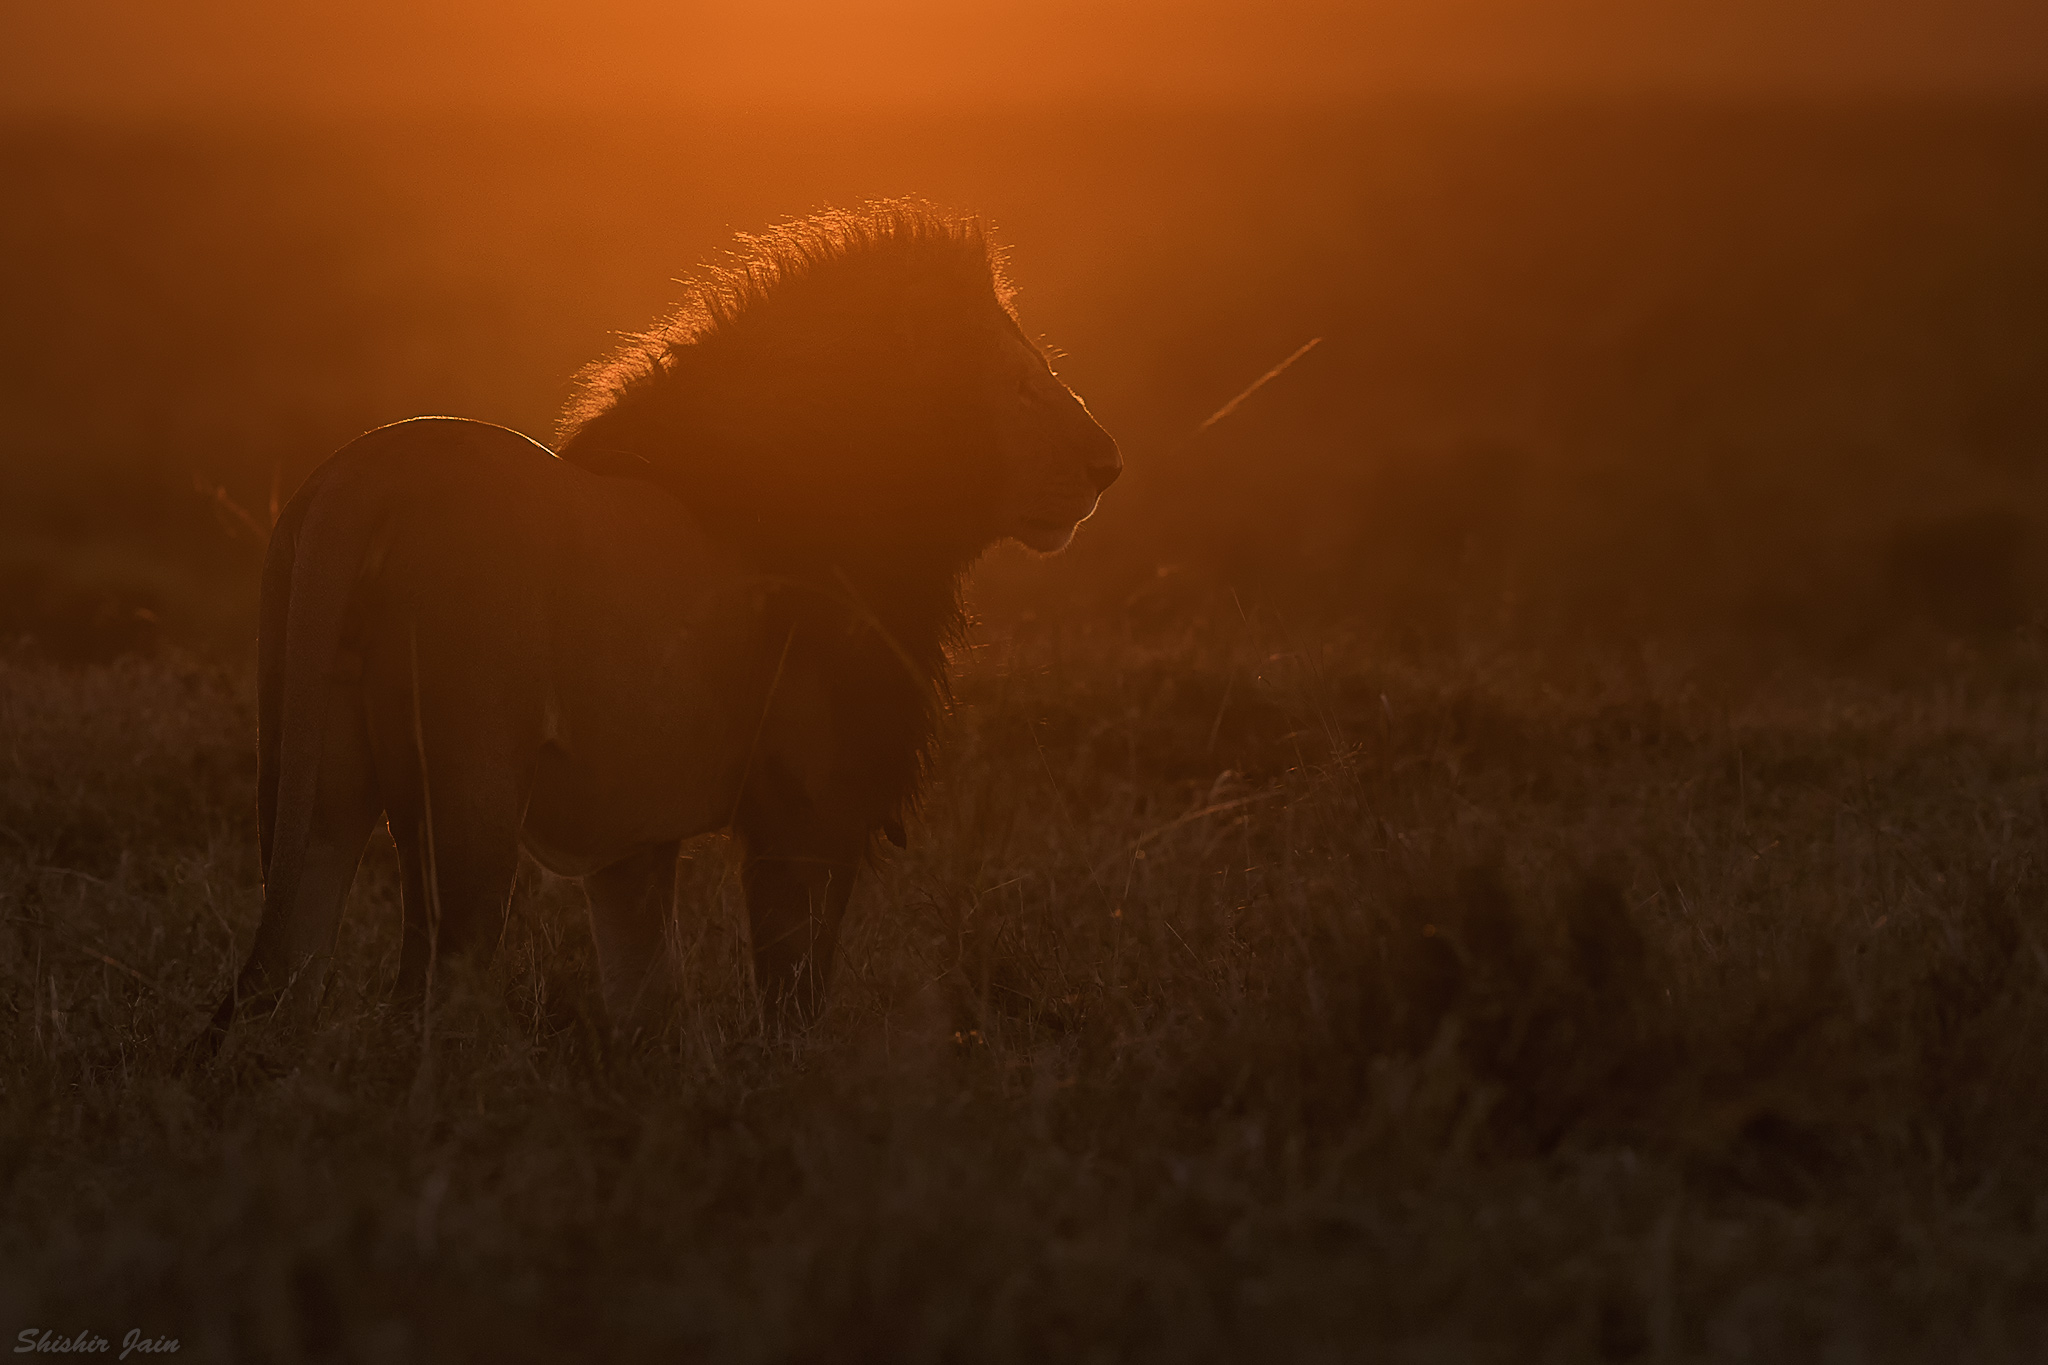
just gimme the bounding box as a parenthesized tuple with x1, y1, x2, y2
(6, 84, 2048, 129)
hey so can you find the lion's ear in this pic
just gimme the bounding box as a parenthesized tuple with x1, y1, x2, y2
(881, 816, 907, 849)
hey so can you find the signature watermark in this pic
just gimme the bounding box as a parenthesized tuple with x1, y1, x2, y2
(14, 1330, 179, 1358)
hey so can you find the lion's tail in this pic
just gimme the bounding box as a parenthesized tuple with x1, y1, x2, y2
(255, 491, 305, 882)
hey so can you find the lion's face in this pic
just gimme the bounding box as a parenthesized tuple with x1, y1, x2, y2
(985, 330, 1122, 554)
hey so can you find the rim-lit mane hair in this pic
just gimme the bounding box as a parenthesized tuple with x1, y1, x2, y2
(554, 200, 1024, 841)
(559, 202, 1015, 445)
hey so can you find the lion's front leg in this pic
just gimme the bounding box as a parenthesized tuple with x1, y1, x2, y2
(585, 839, 683, 1035)
(738, 839, 861, 1028)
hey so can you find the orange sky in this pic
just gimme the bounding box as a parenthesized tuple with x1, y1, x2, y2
(5, 0, 2046, 113)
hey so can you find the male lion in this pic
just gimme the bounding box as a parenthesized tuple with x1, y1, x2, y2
(210, 202, 1119, 1042)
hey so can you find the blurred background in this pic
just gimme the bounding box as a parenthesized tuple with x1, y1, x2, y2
(3, 0, 2046, 662)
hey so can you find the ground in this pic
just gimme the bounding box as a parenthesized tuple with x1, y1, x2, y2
(4, 616, 2045, 1361)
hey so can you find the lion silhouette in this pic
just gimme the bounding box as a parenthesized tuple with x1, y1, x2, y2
(209, 201, 1119, 1043)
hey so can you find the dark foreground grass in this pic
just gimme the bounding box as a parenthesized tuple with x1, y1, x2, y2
(4, 618, 2047, 1362)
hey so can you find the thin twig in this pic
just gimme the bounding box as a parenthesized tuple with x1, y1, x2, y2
(1198, 338, 1323, 432)
(410, 623, 443, 1107)
(1133, 789, 1285, 850)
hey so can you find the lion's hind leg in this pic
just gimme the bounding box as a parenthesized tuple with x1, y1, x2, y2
(372, 709, 530, 1011)
(384, 789, 526, 1008)
(212, 673, 383, 1041)
(584, 839, 683, 1037)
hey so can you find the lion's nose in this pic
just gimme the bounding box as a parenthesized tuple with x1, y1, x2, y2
(1086, 437, 1123, 494)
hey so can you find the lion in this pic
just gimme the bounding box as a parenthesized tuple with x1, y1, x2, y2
(208, 201, 1119, 1043)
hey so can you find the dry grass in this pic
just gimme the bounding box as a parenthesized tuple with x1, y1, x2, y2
(5, 615, 2047, 1362)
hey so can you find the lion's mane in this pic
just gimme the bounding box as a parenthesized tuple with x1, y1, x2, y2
(554, 200, 1021, 839)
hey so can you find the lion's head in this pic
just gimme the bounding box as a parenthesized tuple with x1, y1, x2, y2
(982, 322, 1122, 553)
(550, 202, 1119, 829)
(554, 200, 1119, 566)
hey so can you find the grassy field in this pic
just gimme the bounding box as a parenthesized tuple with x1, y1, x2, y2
(6, 626, 2048, 1360)
(5, 101, 2048, 1360)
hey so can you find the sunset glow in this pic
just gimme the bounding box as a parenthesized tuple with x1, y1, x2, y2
(7, 0, 2048, 115)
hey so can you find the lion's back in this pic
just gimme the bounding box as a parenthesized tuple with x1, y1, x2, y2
(299, 416, 726, 587)
(279, 414, 749, 702)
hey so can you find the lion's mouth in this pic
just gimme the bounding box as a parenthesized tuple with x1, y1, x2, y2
(1018, 494, 1099, 538)
(1014, 516, 1078, 552)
